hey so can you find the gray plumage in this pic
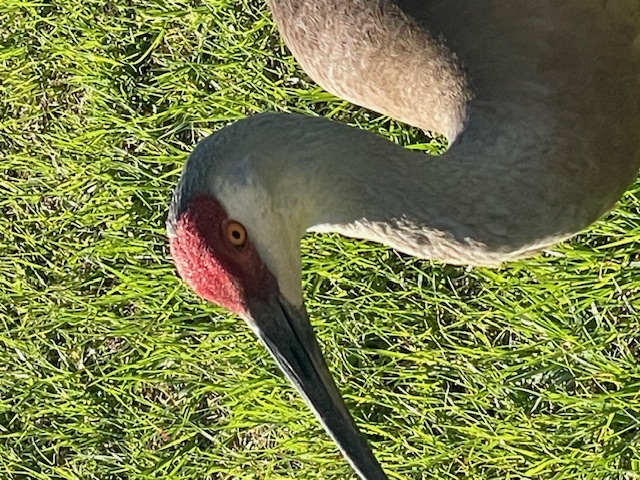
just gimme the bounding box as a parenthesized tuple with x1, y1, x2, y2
(171, 1, 640, 305)
(168, 2, 640, 478)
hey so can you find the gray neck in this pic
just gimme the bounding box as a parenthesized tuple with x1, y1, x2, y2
(253, 0, 640, 265)
(198, 105, 636, 269)
(174, 0, 640, 288)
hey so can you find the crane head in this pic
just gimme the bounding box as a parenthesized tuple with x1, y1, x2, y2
(167, 158, 386, 479)
(169, 194, 277, 317)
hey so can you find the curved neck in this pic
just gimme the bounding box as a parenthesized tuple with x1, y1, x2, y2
(239, 113, 562, 267)
(254, 0, 640, 266)
(182, 1, 639, 299)
(214, 101, 637, 269)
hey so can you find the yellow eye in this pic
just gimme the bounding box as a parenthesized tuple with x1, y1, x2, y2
(224, 220, 247, 247)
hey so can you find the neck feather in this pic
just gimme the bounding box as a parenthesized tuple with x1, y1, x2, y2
(201, 111, 635, 270)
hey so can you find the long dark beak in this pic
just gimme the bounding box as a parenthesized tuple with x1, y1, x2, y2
(244, 294, 388, 480)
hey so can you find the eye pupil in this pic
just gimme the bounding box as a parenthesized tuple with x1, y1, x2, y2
(224, 220, 247, 247)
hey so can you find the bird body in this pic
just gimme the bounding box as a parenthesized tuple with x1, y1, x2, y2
(168, 1, 640, 478)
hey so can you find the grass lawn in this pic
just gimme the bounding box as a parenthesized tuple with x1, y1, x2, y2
(2, 0, 640, 478)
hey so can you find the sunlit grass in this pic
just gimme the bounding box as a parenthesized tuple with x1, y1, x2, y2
(1, 0, 639, 478)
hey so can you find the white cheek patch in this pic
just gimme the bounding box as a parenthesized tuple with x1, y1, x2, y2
(212, 171, 304, 308)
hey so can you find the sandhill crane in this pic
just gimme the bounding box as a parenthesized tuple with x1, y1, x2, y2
(167, 1, 640, 478)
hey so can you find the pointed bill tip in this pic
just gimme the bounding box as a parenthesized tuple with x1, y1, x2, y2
(245, 294, 388, 480)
